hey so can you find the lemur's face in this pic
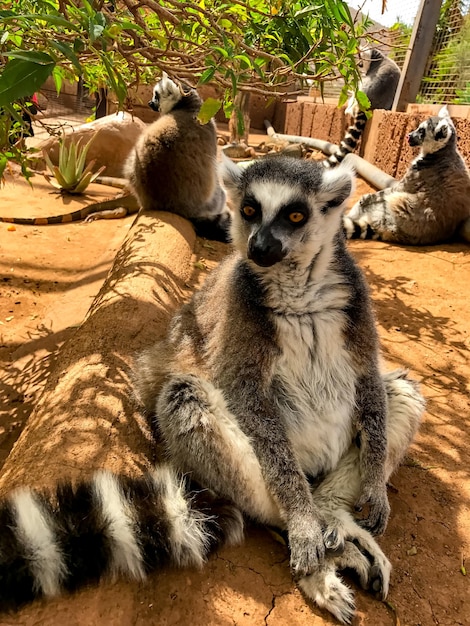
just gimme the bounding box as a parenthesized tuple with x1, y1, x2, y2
(407, 108, 455, 154)
(148, 72, 181, 114)
(222, 157, 353, 269)
(357, 49, 371, 75)
(148, 92, 160, 112)
(356, 48, 384, 76)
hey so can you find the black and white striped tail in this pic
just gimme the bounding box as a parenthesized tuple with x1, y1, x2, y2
(323, 111, 368, 168)
(0, 466, 244, 612)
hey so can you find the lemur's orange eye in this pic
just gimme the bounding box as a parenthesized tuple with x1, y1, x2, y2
(242, 205, 256, 218)
(289, 212, 305, 223)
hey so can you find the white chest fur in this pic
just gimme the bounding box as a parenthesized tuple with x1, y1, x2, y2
(273, 307, 357, 477)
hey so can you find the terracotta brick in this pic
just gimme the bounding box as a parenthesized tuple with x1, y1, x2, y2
(284, 101, 304, 136)
(453, 119, 470, 165)
(300, 103, 316, 137)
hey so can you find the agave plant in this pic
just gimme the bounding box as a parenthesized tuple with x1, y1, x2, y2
(43, 133, 106, 194)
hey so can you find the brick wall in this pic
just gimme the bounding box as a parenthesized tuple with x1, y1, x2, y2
(282, 99, 470, 179)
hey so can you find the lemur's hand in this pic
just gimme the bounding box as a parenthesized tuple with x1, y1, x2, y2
(354, 479, 390, 536)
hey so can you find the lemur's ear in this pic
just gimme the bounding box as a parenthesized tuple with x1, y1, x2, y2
(318, 164, 355, 212)
(220, 154, 244, 201)
(438, 105, 450, 119)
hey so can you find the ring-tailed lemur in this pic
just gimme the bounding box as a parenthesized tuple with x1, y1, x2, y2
(124, 72, 231, 242)
(0, 75, 229, 234)
(0, 158, 424, 624)
(344, 106, 470, 244)
(324, 48, 401, 168)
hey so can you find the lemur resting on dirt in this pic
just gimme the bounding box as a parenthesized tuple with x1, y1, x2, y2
(124, 72, 231, 242)
(1, 74, 230, 241)
(0, 156, 424, 624)
(344, 106, 470, 244)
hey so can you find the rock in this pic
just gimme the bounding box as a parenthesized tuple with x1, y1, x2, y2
(33, 112, 147, 177)
(222, 142, 251, 158)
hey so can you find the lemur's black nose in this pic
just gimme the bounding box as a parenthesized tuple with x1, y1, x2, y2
(248, 233, 285, 267)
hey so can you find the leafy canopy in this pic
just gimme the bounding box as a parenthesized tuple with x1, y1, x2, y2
(0, 0, 373, 178)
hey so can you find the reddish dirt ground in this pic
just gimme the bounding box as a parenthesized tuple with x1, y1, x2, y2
(0, 162, 469, 626)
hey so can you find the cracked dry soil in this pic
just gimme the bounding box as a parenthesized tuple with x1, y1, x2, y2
(0, 170, 469, 626)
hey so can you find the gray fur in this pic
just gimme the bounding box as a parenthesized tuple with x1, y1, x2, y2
(344, 106, 470, 244)
(357, 48, 401, 111)
(124, 72, 231, 241)
(135, 156, 425, 623)
(325, 48, 401, 168)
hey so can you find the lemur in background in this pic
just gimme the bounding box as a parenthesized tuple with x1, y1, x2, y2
(0, 75, 230, 234)
(344, 106, 470, 244)
(0, 157, 424, 624)
(324, 48, 401, 168)
(124, 72, 231, 242)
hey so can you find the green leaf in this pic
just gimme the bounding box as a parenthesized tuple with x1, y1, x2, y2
(77, 134, 96, 173)
(65, 140, 78, 185)
(347, 38, 359, 55)
(213, 46, 229, 58)
(81, 0, 95, 17)
(234, 54, 253, 69)
(73, 164, 106, 193)
(356, 90, 371, 111)
(52, 166, 68, 189)
(51, 41, 82, 73)
(119, 19, 144, 32)
(338, 85, 350, 108)
(0, 154, 7, 182)
(100, 53, 127, 105)
(75, 147, 89, 178)
(58, 138, 67, 173)
(73, 38, 85, 53)
(337, 1, 354, 28)
(43, 148, 57, 175)
(88, 12, 107, 43)
(198, 98, 222, 124)
(3, 50, 56, 65)
(52, 67, 63, 95)
(328, 1, 342, 22)
(223, 100, 234, 118)
(7, 13, 80, 31)
(90, 22, 105, 42)
(294, 6, 319, 18)
(0, 55, 55, 108)
(88, 164, 106, 183)
(236, 107, 245, 137)
(199, 67, 216, 84)
(4, 102, 23, 124)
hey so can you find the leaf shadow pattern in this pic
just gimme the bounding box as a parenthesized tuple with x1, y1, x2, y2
(0, 211, 197, 493)
(345, 240, 470, 625)
(0, 231, 468, 625)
